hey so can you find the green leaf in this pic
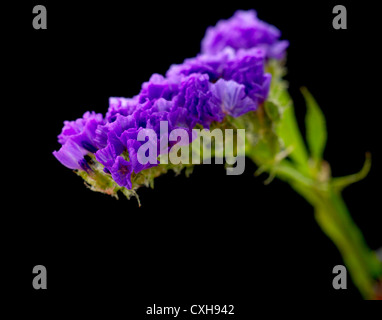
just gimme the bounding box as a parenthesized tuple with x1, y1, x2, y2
(302, 87, 327, 163)
(277, 102, 309, 169)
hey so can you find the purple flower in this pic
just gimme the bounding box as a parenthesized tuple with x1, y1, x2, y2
(58, 111, 104, 148)
(106, 96, 139, 123)
(223, 48, 271, 103)
(139, 74, 179, 103)
(201, 10, 289, 59)
(166, 48, 234, 82)
(54, 111, 104, 170)
(95, 115, 139, 171)
(54, 10, 279, 192)
(110, 156, 133, 189)
(174, 73, 224, 128)
(166, 47, 270, 119)
(53, 140, 89, 171)
(95, 100, 169, 186)
(211, 79, 258, 117)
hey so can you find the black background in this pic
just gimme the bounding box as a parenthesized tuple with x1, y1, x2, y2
(6, 0, 382, 315)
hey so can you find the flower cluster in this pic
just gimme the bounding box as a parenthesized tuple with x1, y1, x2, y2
(201, 10, 289, 60)
(53, 10, 288, 192)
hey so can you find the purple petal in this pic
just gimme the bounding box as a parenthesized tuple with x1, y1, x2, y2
(53, 140, 88, 170)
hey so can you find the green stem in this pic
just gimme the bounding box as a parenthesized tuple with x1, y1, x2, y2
(315, 192, 381, 299)
(273, 162, 382, 299)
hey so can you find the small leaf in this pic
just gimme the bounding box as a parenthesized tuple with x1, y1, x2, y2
(302, 87, 327, 163)
(332, 152, 372, 191)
